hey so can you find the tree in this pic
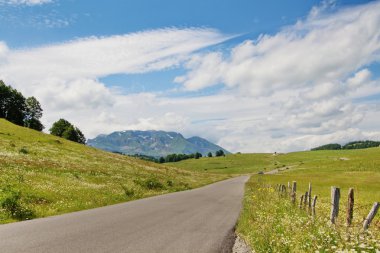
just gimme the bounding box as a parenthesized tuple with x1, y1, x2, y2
(24, 96, 44, 131)
(50, 119, 86, 144)
(194, 152, 202, 159)
(0, 81, 26, 126)
(207, 152, 213, 157)
(215, 150, 225, 157)
(0, 81, 44, 131)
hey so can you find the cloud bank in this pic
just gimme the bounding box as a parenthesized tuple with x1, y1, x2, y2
(0, 0, 52, 6)
(1, 1, 380, 153)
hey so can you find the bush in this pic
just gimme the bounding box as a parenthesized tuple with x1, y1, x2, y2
(1, 191, 35, 220)
(19, 147, 28, 154)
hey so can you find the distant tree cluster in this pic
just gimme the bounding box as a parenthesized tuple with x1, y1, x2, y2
(215, 150, 225, 157)
(49, 119, 86, 144)
(343, 140, 380, 149)
(311, 143, 342, 151)
(130, 154, 158, 162)
(311, 140, 380, 151)
(0, 80, 44, 131)
(159, 152, 203, 163)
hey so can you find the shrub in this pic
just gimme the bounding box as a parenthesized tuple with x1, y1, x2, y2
(19, 147, 28, 154)
(1, 191, 35, 220)
(167, 180, 174, 187)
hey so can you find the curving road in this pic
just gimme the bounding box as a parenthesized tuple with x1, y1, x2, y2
(0, 176, 249, 253)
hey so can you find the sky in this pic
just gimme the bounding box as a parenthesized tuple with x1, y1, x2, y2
(0, 0, 380, 153)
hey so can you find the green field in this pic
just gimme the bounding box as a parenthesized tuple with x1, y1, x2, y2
(166, 153, 278, 174)
(171, 148, 380, 252)
(0, 119, 227, 223)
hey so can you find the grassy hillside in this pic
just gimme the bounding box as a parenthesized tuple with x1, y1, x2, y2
(171, 149, 380, 251)
(0, 119, 227, 223)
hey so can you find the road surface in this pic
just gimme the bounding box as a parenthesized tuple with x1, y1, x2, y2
(0, 176, 249, 253)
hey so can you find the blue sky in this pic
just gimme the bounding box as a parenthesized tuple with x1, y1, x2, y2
(0, 0, 379, 152)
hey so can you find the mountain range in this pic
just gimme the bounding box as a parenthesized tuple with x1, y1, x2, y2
(87, 130, 229, 157)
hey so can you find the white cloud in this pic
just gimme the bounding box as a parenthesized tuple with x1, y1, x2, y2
(167, 0, 380, 152)
(0, 0, 52, 5)
(347, 69, 372, 88)
(176, 1, 380, 96)
(1, 2, 380, 153)
(1, 28, 229, 84)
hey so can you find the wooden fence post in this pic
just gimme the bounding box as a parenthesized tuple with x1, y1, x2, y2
(281, 184, 286, 195)
(291, 181, 297, 203)
(312, 195, 318, 217)
(299, 195, 304, 208)
(330, 187, 340, 224)
(363, 202, 379, 230)
(308, 183, 312, 208)
(304, 191, 308, 206)
(346, 188, 354, 226)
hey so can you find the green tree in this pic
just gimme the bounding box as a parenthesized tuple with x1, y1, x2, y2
(207, 152, 213, 157)
(50, 119, 86, 144)
(215, 150, 225, 157)
(0, 81, 26, 126)
(50, 119, 72, 137)
(24, 96, 44, 131)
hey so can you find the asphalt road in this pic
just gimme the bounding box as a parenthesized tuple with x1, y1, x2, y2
(0, 176, 249, 253)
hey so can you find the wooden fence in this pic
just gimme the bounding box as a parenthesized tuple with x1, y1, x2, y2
(275, 181, 379, 230)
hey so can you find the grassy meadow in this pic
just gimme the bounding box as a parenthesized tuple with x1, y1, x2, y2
(166, 152, 278, 174)
(0, 119, 227, 223)
(172, 148, 380, 252)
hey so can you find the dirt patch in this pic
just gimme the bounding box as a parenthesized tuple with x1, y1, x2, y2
(232, 235, 252, 253)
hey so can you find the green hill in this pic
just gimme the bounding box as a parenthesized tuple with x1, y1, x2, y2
(0, 119, 226, 223)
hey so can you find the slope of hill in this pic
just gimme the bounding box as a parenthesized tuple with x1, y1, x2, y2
(87, 130, 229, 157)
(0, 119, 226, 223)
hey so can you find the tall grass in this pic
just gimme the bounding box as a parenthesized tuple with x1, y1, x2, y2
(237, 177, 380, 252)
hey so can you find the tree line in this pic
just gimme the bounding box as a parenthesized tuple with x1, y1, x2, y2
(0, 80, 44, 131)
(311, 140, 380, 151)
(0, 81, 85, 144)
(130, 149, 226, 164)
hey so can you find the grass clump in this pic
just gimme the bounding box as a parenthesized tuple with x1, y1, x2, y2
(144, 178, 164, 190)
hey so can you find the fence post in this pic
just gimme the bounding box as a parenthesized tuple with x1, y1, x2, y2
(304, 191, 308, 206)
(299, 195, 304, 208)
(291, 181, 297, 203)
(312, 195, 318, 217)
(346, 188, 354, 226)
(308, 183, 312, 208)
(363, 202, 379, 230)
(330, 187, 340, 224)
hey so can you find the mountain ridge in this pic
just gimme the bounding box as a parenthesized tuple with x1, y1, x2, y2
(87, 130, 229, 157)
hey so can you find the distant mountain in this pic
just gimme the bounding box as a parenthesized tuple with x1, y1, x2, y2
(87, 130, 230, 157)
